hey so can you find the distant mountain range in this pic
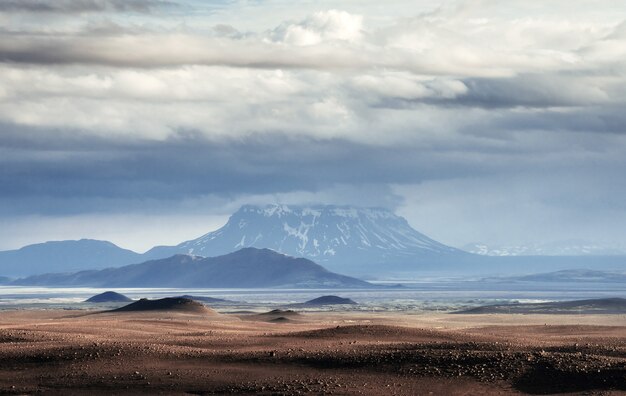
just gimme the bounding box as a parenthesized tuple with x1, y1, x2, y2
(13, 248, 372, 289)
(1, 204, 626, 279)
(485, 269, 626, 283)
(464, 241, 626, 257)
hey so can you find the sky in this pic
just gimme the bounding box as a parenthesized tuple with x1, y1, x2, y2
(1, 0, 626, 253)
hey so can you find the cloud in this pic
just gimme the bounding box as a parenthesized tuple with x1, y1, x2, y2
(1, 1, 626, 251)
(2, 123, 624, 214)
(449, 74, 613, 109)
(1, 62, 623, 148)
(0, 6, 620, 79)
(350, 72, 468, 103)
(269, 9, 363, 46)
(0, 0, 174, 13)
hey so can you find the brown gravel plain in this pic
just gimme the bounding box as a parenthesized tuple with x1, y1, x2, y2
(0, 308, 625, 395)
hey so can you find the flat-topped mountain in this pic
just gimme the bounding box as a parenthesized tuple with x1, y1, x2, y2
(14, 248, 372, 289)
(0, 239, 142, 277)
(145, 204, 468, 276)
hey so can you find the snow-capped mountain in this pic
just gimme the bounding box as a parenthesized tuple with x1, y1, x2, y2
(145, 204, 468, 275)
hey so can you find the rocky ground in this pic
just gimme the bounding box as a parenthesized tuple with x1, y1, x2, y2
(0, 310, 624, 395)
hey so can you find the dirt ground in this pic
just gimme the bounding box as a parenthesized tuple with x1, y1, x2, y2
(0, 309, 625, 395)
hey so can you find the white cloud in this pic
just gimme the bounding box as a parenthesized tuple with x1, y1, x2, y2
(270, 9, 363, 46)
(351, 72, 468, 101)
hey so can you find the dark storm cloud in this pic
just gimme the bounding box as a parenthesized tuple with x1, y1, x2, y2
(0, 125, 517, 216)
(0, 0, 174, 13)
(374, 73, 616, 111)
(3, 119, 626, 218)
(0, 35, 369, 69)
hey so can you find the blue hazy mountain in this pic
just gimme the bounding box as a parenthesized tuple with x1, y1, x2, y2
(145, 204, 469, 276)
(0, 239, 143, 277)
(14, 248, 372, 288)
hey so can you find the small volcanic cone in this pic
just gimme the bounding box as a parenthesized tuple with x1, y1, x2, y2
(85, 291, 132, 303)
(302, 295, 357, 306)
(112, 297, 216, 314)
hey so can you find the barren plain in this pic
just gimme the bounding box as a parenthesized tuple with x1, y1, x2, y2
(0, 308, 625, 395)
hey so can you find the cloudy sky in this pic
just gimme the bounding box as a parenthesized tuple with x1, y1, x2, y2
(1, 0, 625, 252)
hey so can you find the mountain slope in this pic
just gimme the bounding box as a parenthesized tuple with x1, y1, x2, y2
(14, 248, 372, 288)
(145, 204, 469, 276)
(0, 239, 143, 277)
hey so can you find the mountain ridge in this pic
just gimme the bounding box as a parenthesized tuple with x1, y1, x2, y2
(2, 205, 626, 278)
(13, 247, 373, 289)
(0, 239, 143, 277)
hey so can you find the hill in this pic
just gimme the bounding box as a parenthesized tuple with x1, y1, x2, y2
(85, 291, 132, 303)
(0, 239, 142, 277)
(14, 248, 372, 288)
(302, 295, 357, 306)
(112, 297, 215, 314)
